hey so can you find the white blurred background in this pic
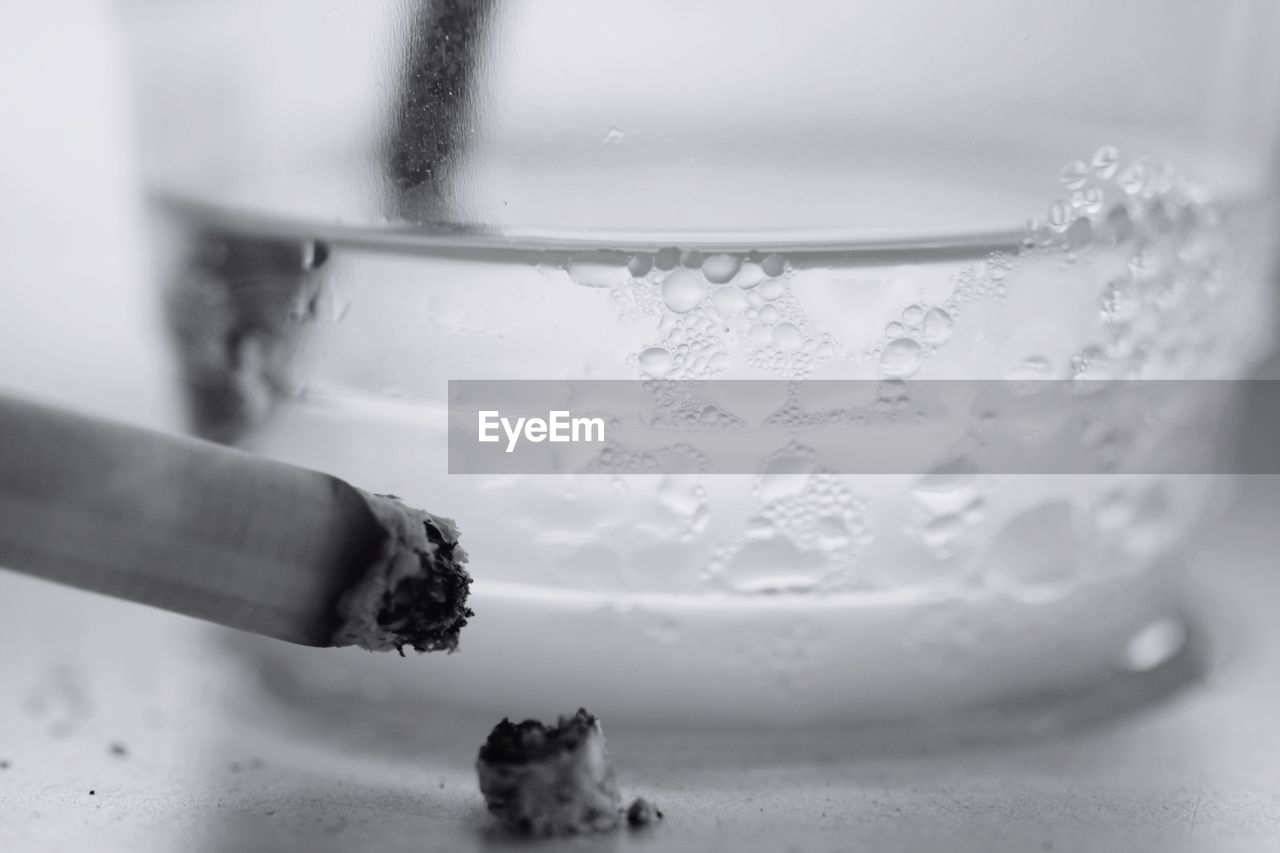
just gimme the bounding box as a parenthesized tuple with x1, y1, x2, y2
(0, 0, 173, 429)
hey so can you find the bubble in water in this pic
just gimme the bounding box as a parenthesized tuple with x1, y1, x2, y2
(602, 126, 626, 144)
(772, 322, 803, 352)
(627, 254, 654, 277)
(879, 338, 923, 377)
(712, 286, 749, 317)
(639, 346, 674, 376)
(662, 269, 705, 313)
(759, 304, 780, 324)
(885, 321, 906, 338)
(702, 254, 741, 284)
(761, 254, 787, 277)
(902, 304, 925, 326)
(655, 247, 681, 271)
(733, 262, 766, 290)
(1059, 160, 1089, 190)
(920, 308, 954, 345)
(1091, 145, 1120, 179)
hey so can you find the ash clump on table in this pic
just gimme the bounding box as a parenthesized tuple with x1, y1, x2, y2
(477, 710, 621, 836)
(332, 493, 473, 654)
(476, 709, 663, 837)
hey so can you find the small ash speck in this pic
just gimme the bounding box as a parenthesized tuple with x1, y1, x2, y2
(626, 797, 663, 827)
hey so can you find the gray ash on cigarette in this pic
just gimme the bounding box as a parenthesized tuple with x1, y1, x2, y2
(476, 709, 664, 837)
(331, 492, 473, 654)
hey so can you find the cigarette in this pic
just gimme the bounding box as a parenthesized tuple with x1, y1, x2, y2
(0, 394, 472, 653)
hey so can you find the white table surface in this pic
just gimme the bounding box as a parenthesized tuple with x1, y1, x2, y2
(0, 475, 1278, 853)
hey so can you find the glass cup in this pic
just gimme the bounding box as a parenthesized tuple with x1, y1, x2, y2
(122, 0, 1280, 732)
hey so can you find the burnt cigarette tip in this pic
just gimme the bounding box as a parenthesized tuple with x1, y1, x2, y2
(331, 492, 473, 654)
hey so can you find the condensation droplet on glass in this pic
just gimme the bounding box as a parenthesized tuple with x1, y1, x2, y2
(712, 286, 749, 317)
(760, 254, 787, 277)
(1059, 159, 1089, 190)
(1065, 217, 1093, 250)
(1119, 616, 1187, 672)
(921, 514, 965, 550)
(662, 269, 705, 313)
(759, 455, 813, 501)
(772, 322, 803, 352)
(759, 279, 785, 301)
(654, 247, 681, 271)
(744, 515, 775, 540)
(639, 346, 674, 376)
(681, 250, 706, 269)
(1006, 356, 1054, 381)
(567, 257, 630, 289)
(911, 460, 979, 515)
(733, 262, 766, 290)
(1091, 145, 1119, 179)
(816, 516, 851, 549)
(879, 338, 923, 377)
(1047, 199, 1072, 232)
(702, 254, 741, 284)
(1081, 187, 1105, 215)
(627, 254, 654, 277)
(920, 307, 954, 345)
(1118, 160, 1147, 195)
